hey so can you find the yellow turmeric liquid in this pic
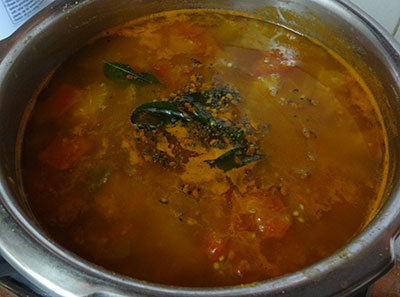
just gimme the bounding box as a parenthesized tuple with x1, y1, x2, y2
(21, 10, 387, 286)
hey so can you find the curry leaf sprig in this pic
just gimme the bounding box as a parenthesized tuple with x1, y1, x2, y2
(104, 62, 160, 84)
(129, 86, 265, 171)
(205, 147, 263, 172)
(131, 101, 186, 129)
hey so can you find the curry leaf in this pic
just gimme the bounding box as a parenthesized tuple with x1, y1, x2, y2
(190, 92, 208, 105)
(104, 62, 160, 84)
(136, 71, 161, 84)
(205, 147, 263, 171)
(193, 104, 211, 125)
(175, 92, 207, 107)
(131, 101, 186, 129)
(135, 101, 185, 118)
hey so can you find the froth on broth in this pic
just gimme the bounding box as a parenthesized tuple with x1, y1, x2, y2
(20, 10, 387, 287)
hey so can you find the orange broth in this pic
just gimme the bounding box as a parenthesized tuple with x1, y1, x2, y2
(20, 10, 387, 287)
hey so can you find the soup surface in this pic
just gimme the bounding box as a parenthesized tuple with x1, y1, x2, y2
(21, 10, 387, 287)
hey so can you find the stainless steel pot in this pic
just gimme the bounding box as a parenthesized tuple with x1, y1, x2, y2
(0, 0, 399, 296)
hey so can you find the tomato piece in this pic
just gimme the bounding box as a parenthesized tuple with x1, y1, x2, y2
(38, 136, 91, 170)
(153, 60, 176, 90)
(148, 22, 216, 60)
(172, 23, 216, 57)
(180, 64, 194, 75)
(36, 84, 79, 123)
(258, 214, 292, 237)
(153, 60, 193, 91)
(205, 232, 227, 261)
(252, 193, 292, 238)
(234, 260, 250, 278)
(153, 60, 173, 79)
(230, 190, 292, 238)
(233, 213, 255, 232)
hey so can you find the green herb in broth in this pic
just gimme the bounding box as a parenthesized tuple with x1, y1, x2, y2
(131, 101, 186, 129)
(104, 61, 160, 84)
(205, 147, 264, 172)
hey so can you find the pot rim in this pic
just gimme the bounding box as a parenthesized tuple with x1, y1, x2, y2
(0, 0, 400, 296)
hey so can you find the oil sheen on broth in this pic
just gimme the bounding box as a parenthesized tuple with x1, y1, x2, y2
(21, 10, 387, 287)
